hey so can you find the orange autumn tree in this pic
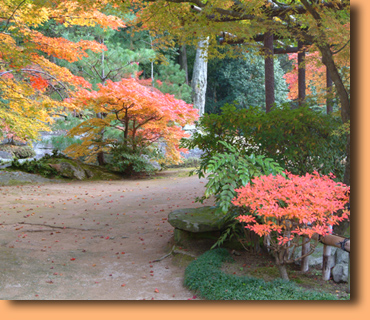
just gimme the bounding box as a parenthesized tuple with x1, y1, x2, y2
(0, 0, 125, 142)
(64, 78, 199, 173)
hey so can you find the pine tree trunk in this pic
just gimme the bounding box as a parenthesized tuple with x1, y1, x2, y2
(97, 152, 105, 166)
(191, 38, 208, 117)
(179, 45, 189, 85)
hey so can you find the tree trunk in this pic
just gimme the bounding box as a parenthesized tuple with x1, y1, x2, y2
(275, 256, 289, 280)
(300, 0, 350, 188)
(301, 236, 310, 272)
(97, 151, 105, 166)
(191, 38, 209, 117)
(179, 45, 189, 85)
(326, 67, 333, 114)
(298, 41, 306, 106)
(264, 32, 274, 112)
(322, 244, 332, 281)
(318, 47, 350, 187)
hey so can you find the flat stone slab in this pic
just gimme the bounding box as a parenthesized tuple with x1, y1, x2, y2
(168, 206, 229, 233)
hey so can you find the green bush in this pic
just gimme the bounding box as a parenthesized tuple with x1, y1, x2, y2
(164, 157, 201, 169)
(105, 143, 157, 176)
(184, 248, 338, 300)
(10, 157, 59, 178)
(182, 104, 346, 181)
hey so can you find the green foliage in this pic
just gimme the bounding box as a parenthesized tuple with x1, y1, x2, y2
(38, 21, 154, 88)
(205, 51, 290, 114)
(105, 143, 157, 176)
(0, 145, 36, 159)
(163, 157, 200, 169)
(184, 248, 337, 300)
(44, 116, 84, 152)
(198, 141, 284, 214)
(10, 156, 59, 178)
(182, 104, 346, 181)
(154, 60, 192, 103)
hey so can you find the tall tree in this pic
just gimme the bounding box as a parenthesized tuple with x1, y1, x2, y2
(121, 0, 350, 185)
(191, 38, 209, 116)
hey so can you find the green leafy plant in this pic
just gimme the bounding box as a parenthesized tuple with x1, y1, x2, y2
(105, 143, 157, 176)
(10, 158, 59, 178)
(194, 141, 284, 249)
(182, 104, 346, 181)
(196, 141, 284, 214)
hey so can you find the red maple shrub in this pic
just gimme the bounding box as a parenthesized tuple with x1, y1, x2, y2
(232, 171, 350, 280)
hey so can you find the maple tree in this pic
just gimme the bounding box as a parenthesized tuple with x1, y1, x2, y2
(232, 171, 350, 280)
(0, 0, 125, 142)
(64, 77, 198, 169)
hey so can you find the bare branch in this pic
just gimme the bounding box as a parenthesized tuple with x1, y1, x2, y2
(332, 39, 350, 55)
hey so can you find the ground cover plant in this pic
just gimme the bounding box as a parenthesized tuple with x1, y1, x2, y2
(184, 248, 339, 300)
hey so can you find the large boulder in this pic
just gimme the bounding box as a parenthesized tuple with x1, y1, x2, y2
(332, 263, 349, 283)
(168, 206, 237, 249)
(47, 158, 122, 181)
(49, 161, 87, 180)
(335, 248, 349, 265)
(168, 206, 229, 233)
(0, 151, 13, 160)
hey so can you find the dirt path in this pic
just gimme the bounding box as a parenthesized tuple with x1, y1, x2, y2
(0, 170, 214, 300)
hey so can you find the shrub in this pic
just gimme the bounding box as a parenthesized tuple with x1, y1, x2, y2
(181, 104, 347, 181)
(10, 158, 59, 178)
(105, 143, 157, 176)
(233, 172, 350, 280)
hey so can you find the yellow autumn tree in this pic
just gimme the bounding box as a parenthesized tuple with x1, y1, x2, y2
(0, 0, 125, 142)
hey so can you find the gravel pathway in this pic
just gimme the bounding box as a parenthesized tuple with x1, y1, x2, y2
(0, 170, 58, 186)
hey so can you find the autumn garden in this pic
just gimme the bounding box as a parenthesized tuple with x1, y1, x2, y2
(0, 0, 350, 300)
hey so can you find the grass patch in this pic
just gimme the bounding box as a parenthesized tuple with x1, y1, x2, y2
(184, 248, 338, 300)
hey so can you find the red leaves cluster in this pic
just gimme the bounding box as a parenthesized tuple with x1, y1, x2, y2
(30, 75, 49, 91)
(233, 171, 350, 243)
(31, 31, 107, 63)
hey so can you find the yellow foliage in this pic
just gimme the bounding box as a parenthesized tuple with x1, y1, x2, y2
(0, 0, 126, 141)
